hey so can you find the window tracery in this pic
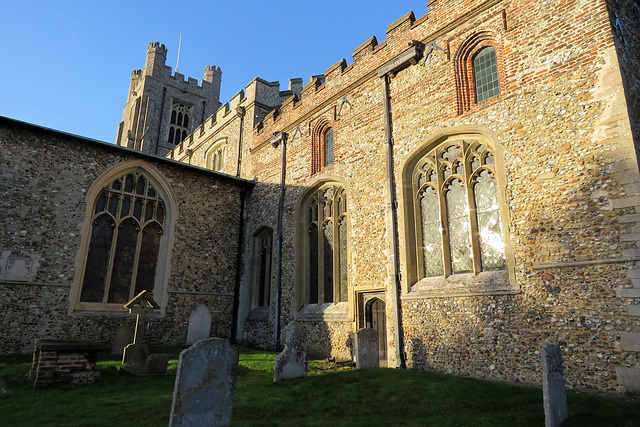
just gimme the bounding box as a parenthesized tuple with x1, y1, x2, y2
(77, 170, 167, 309)
(412, 136, 506, 280)
(302, 183, 348, 304)
(168, 102, 192, 145)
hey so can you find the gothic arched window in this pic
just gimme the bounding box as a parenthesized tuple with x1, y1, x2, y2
(72, 163, 176, 312)
(311, 122, 336, 174)
(411, 135, 506, 280)
(168, 101, 193, 145)
(250, 227, 273, 309)
(205, 138, 228, 172)
(301, 183, 348, 304)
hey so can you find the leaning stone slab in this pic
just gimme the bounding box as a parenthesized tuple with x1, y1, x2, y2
(122, 343, 149, 370)
(542, 343, 568, 427)
(169, 338, 239, 427)
(111, 324, 134, 355)
(274, 322, 307, 382)
(355, 328, 379, 369)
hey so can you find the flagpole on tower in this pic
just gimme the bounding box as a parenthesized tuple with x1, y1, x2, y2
(175, 33, 182, 73)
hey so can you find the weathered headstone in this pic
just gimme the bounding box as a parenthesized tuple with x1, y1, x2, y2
(542, 343, 568, 427)
(273, 322, 307, 382)
(186, 304, 211, 345)
(169, 338, 239, 427)
(354, 328, 379, 369)
(111, 324, 135, 355)
(146, 354, 169, 375)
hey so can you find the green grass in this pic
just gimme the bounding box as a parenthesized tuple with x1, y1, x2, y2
(0, 346, 638, 426)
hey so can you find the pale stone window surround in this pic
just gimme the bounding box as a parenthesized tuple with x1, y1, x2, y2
(205, 138, 228, 172)
(70, 160, 177, 315)
(294, 178, 351, 320)
(454, 31, 503, 114)
(399, 128, 517, 298)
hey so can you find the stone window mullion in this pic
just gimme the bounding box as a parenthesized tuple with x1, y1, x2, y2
(437, 161, 453, 278)
(464, 144, 482, 275)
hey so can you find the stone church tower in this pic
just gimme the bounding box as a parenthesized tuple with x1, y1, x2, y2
(116, 42, 222, 156)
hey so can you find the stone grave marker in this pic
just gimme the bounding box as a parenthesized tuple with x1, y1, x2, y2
(169, 338, 239, 427)
(273, 322, 307, 382)
(354, 328, 379, 369)
(542, 343, 568, 427)
(186, 304, 211, 345)
(146, 353, 169, 375)
(122, 291, 160, 373)
(111, 324, 134, 355)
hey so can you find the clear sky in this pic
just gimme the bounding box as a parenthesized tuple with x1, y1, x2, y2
(0, 1, 428, 143)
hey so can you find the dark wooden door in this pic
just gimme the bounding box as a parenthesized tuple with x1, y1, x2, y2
(366, 298, 387, 366)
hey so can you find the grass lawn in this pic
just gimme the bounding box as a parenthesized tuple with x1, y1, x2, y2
(0, 346, 639, 426)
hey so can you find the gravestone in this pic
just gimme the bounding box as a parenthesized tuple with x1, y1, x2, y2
(354, 328, 379, 369)
(169, 338, 239, 427)
(111, 325, 134, 355)
(186, 305, 211, 345)
(146, 354, 169, 375)
(273, 322, 307, 382)
(542, 343, 568, 427)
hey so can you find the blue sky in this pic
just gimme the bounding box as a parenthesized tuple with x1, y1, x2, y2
(0, 1, 428, 143)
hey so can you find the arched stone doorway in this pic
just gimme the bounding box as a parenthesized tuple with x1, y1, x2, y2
(365, 297, 387, 367)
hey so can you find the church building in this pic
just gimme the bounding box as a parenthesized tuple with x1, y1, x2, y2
(2, 0, 640, 394)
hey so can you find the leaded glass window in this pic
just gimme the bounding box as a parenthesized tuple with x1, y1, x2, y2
(324, 128, 334, 166)
(80, 171, 165, 306)
(412, 136, 506, 279)
(473, 47, 500, 103)
(304, 184, 348, 304)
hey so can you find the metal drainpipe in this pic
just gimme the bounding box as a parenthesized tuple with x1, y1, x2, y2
(377, 41, 424, 369)
(271, 131, 288, 351)
(231, 188, 246, 344)
(236, 106, 246, 177)
(381, 74, 406, 369)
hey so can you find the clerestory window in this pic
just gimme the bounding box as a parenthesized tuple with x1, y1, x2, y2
(324, 127, 334, 167)
(302, 183, 348, 304)
(411, 136, 506, 280)
(473, 47, 500, 103)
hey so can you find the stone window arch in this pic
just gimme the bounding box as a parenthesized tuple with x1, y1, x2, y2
(205, 138, 228, 172)
(311, 120, 336, 174)
(454, 32, 503, 114)
(71, 161, 177, 313)
(296, 181, 349, 307)
(249, 226, 273, 309)
(401, 131, 516, 296)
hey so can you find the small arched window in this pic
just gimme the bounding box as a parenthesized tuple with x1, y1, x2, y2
(205, 139, 228, 172)
(250, 227, 273, 309)
(454, 32, 502, 114)
(324, 128, 334, 167)
(473, 47, 500, 103)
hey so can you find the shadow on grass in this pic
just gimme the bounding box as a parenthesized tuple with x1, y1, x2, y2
(0, 346, 639, 426)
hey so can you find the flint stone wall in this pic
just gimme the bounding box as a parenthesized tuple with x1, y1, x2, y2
(0, 118, 252, 354)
